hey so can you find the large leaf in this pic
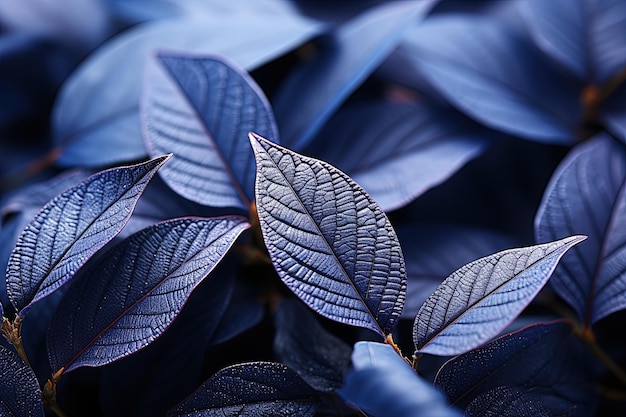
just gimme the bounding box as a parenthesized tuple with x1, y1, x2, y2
(47, 216, 249, 373)
(6, 155, 169, 317)
(0, 345, 44, 417)
(305, 102, 488, 211)
(52, 8, 323, 167)
(413, 235, 586, 356)
(465, 386, 550, 417)
(535, 133, 626, 324)
(522, 0, 626, 85)
(338, 341, 462, 417)
(249, 133, 406, 337)
(274, 0, 437, 150)
(143, 52, 278, 209)
(167, 362, 319, 417)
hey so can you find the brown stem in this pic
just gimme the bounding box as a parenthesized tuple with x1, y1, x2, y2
(1, 316, 30, 367)
(43, 370, 69, 417)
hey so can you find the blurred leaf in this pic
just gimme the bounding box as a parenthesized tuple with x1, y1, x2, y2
(143, 52, 278, 209)
(465, 386, 550, 417)
(250, 133, 406, 337)
(338, 341, 462, 417)
(413, 235, 586, 356)
(601, 82, 626, 142)
(0, 345, 44, 417)
(6, 155, 169, 317)
(47, 216, 249, 373)
(167, 362, 319, 417)
(536, 133, 626, 324)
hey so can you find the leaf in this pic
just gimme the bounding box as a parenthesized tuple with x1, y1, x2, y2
(535, 133, 626, 324)
(305, 102, 488, 211)
(47, 216, 249, 373)
(465, 386, 550, 417)
(249, 133, 406, 337)
(167, 362, 319, 417)
(0, 345, 44, 417)
(522, 0, 626, 84)
(6, 155, 170, 317)
(274, 0, 437, 150)
(52, 10, 323, 167)
(143, 52, 278, 209)
(601, 82, 626, 142)
(413, 235, 586, 356)
(338, 341, 462, 417)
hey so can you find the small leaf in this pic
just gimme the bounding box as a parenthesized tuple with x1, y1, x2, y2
(413, 235, 586, 356)
(47, 216, 249, 373)
(465, 386, 550, 417)
(143, 52, 278, 209)
(249, 133, 406, 337)
(167, 362, 319, 417)
(338, 341, 462, 417)
(6, 155, 170, 317)
(0, 345, 44, 417)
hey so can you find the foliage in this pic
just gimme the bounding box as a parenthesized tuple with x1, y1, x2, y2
(0, 0, 625, 416)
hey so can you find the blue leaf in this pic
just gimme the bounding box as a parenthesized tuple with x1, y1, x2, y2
(536, 133, 626, 324)
(0, 345, 44, 417)
(249, 133, 406, 337)
(52, 11, 323, 167)
(6, 155, 169, 317)
(274, 0, 437, 150)
(47, 216, 249, 373)
(413, 235, 586, 356)
(338, 341, 462, 417)
(435, 321, 598, 416)
(522, 0, 626, 84)
(402, 14, 581, 144)
(167, 362, 319, 417)
(601, 82, 626, 142)
(306, 101, 488, 211)
(143, 52, 278, 209)
(465, 386, 551, 417)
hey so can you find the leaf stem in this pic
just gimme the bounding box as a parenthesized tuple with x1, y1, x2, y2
(576, 326, 626, 386)
(43, 369, 68, 417)
(385, 333, 412, 367)
(1, 316, 30, 367)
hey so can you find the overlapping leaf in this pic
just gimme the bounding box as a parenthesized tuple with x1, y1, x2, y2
(6, 155, 169, 317)
(167, 362, 319, 417)
(536, 133, 626, 324)
(0, 345, 44, 417)
(143, 53, 278, 209)
(47, 216, 249, 373)
(250, 133, 406, 337)
(413, 235, 586, 356)
(465, 386, 550, 417)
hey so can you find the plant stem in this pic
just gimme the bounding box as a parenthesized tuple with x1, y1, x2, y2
(577, 325, 626, 386)
(43, 369, 68, 417)
(385, 333, 413, 367)
(1, 316, 30, 367)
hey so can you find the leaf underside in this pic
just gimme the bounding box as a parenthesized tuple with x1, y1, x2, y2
(0, 345, 44, 417)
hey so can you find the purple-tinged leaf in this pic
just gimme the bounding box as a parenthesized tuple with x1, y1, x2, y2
(47, 216, 249, 373)
(521, 0, 626, 85)
(536, 134, 626, 325)
(465, 386, 550, 417)
(435, 321, 598, 416)
(274, 298, 351, 392)
(167, 362, 319, 417)
(6, 155, 170, 317)
(306, 102, 488, 211)
(403, 15, 581, 144)
(339, 341, 462, 417)
(0, 345, 44, 417)
(413, 235, 586, 356)
(274, 0, 437, 150)
(143, 52, 278, 209)
(249, 133, 406, 337)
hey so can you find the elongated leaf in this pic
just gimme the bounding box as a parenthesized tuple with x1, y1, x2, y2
(465, 386, 550, 417)
(143, 52, 278, 209)
(47, 216, 249, 373)
(249, 133, 406, 337)
(274, 0, 437, 150)
(536, 134, 626, 324)
(413, 235, 586, 356)
(338, 341, 462, 417)
(167, 362, 319, 417)
(0, 345, 44, 417)
(6, 155, 170, 317)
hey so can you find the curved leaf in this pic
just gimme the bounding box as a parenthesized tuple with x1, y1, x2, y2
(167, 362, 319, 417)
(338, 341, 462, 417)
(274, 0, 437, 150)
(465, 386, 550, 417)
(6, 155, 170, 317)
(143, 52, 278, 209)
(536, 134, 626, 324)
(249, 133, 406, 337)
(0, 345, 44, 417)
(413, 235, 586, 356)
(47, 216, 249, 373)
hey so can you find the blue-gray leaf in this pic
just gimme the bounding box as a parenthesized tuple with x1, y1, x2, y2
(0, 345, 44, 417)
